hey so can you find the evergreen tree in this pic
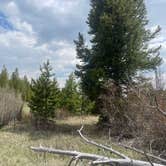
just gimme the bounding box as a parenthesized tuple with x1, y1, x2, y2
(21, 76, 31, 101)
(29, 61, 59, 122)
(61, 73, 81, 114)
(74, 33, 100, 100)
(80, 88, 95, 114)
(0, 65, 8, 88)
(75, 0, 162, 100)
(9, 68, 21, 93)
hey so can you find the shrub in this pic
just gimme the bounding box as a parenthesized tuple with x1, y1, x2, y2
(97, 80, 166, 155)
(0, 88, 23, 126)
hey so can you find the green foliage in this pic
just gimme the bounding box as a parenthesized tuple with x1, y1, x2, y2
(8, 68, 31, 101)
(75, 0, 162, 101)
(9, 68, 20, 93)
(60, 73, 81, 114)
(60, 73, 95, 115)
(0, 65, 9, 88)
(81, 94, 95, 114)
(0, 66, 31, 101)
(29, 61, 59, 121)
(21, 76, 31, 101)
(74, 33, 102, 100)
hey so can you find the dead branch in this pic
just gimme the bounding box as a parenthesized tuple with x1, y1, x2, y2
(118, 144, 166, 164)
(78, 125, 130, 160)
(143, 151, 154, 166)
(31, 146, 165, 166)
(92, 158, 164, 166)
(31, 126, 166, 166)
(125, 74, 166, 118)
(31, 145, 108, 161)
(68, 157, 75, 166)
(154, 96, 166, 117)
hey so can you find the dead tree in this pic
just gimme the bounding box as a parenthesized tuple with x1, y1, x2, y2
(31, 126, 166, 166)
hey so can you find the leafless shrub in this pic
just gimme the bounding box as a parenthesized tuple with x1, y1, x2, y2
(0, 88, 23, 126)
(140, 92, 166, 155)
(97, 80, 138, 137)
(125, 82, 166, 154)
(97, 79, 166, 155)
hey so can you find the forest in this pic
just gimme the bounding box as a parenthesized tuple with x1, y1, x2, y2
(0, 0, 165, 166)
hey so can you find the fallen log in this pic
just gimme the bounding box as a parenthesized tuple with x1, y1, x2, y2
(31, 146, 165, 166)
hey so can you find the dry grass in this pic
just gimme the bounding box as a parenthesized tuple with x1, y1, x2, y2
(0, 114, 141, 166)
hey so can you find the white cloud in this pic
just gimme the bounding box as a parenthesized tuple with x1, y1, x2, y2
(1, 0, 165, 89)
(31, 0, 80, 14)
(6, 1, 20, 17)
(0, 28, 77, 87)
(0, 0, 90, 87)
(147, 0, 166, 5)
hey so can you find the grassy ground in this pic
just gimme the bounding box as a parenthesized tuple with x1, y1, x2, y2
(0, 114, 142, 166)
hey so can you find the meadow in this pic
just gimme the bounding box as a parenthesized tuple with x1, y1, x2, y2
(0, 108, 140, 166)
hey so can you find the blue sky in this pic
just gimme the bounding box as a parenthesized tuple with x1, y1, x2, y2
(0, 0, 165, 87)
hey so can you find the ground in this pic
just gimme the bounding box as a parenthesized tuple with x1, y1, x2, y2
(0, 109, 141, 166)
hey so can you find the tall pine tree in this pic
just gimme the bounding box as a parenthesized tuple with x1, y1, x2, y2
(29, 61, 59, 123)
(75, 0, 162, 100)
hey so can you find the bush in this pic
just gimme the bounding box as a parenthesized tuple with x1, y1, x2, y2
(0, 88, 23, 126)
(139, 91, 166, 155)
(97, 80, 166, 155)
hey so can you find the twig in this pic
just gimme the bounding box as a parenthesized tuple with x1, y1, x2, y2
(68, 157, 75, 166)
(126, 74, 166, 118)
(154, 96, 166, 117)
(74, 158, 80, 166)
(144, 151, 154, 166)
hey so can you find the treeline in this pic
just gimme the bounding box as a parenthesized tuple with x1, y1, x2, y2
(0, 65, 31, 101)
(0, 64, 94, 118)
(29, 61, 94, 125)
(60, 72, 94, 115)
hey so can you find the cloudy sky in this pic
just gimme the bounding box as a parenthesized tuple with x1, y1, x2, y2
(0, 0, 165, 87)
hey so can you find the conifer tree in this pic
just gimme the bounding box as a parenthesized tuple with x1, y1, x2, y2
(9, 68, 21, 93)
(29, 61, 59, 122)
(61, 73, 81, 114)
(74, 33, 102, 100)
(75, 0, 162, 100)
(21, 76, 31, 101)
(0, 65, 8, 88)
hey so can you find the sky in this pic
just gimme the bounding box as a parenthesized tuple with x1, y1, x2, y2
(0, 0, 165, 87)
